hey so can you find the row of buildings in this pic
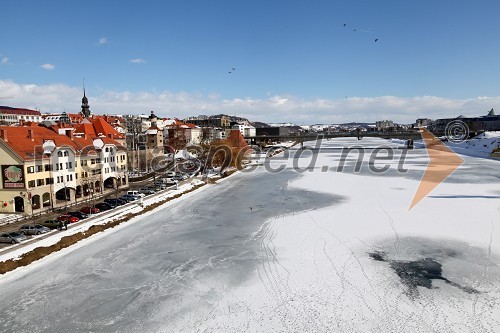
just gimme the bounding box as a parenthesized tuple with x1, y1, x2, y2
(0, 122, 128, 215)
(427, 109, 500, 135)
(0, 93, 260, 216)
(0, 93, 128, 215)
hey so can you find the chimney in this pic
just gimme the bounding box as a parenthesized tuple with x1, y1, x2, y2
(0, 129, 7, 142)
(27, 129, 34, 141)
(19, 119, 24, 127)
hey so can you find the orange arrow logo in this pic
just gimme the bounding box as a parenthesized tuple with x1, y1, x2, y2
(409, 128, 464, 210)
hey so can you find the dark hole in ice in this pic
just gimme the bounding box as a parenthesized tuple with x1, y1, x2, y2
(369, 250, 479, 297)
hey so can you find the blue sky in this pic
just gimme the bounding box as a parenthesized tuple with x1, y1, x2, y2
(1, 0, 500, 124)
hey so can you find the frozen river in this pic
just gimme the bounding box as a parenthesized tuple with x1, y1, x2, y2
(0, 168, 339, 332)
(1, 137, 499, 332)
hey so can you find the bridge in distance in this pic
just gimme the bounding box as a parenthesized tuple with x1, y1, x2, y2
(246, 131, 423, 148)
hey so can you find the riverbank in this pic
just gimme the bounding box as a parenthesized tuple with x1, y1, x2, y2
(0, 179, 210, 275)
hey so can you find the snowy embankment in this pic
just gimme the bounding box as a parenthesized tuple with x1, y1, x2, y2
(446, 131, 500, 159)
(195, 137, 500, 332)
(0, 179, 206, 266)
(390, 131, 500, 159)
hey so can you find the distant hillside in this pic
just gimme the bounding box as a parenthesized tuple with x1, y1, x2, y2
(251, 121, 271, 128)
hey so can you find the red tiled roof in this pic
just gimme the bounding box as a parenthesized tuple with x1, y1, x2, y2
(0, 126, 79, 160)
(92, 117, 125, 139)
(0, 125, 124, 161)
(0, 106, 41, 116)
(73, 116, 125, 140)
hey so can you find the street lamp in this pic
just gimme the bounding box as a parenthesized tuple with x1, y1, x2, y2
(43, 140, 56, 211)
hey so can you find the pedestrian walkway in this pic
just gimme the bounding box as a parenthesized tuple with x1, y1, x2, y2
(0, 213, 23, 227)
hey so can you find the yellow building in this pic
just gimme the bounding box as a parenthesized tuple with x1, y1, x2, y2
(0, 124, 128, 215)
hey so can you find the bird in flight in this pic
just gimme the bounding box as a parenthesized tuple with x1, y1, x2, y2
(374, 38, 379, 42)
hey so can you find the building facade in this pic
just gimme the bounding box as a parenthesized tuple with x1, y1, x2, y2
(0, 125, 128, 215)
(0, 106, 43, 125)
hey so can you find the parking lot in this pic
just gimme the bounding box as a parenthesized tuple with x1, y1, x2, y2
(0, 170, 194, 251)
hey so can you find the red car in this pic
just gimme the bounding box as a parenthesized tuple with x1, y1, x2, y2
(80, 206, 100, 214)
(57, 214, 79, 223)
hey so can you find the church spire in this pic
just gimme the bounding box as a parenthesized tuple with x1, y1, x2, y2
(81, 79, 91, 118)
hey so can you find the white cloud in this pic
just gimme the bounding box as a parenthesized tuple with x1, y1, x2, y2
(39, 63, 55, 71)
(1, 57, 8, 65)
(0, 80, 499, 124)
(98, 37, 108, 45)
(130, 58, 146, 64)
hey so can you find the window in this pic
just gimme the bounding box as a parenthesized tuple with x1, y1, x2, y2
(37, 179, 44, 186)
(57, 151, 63, 157)
(36, 165, 43, 172)
(28, 180, 36, 187)
(91, 159, 96, 165)
(45, 177, 54, 184)
(44, 164, 52, 172)
(27, 166, 35, 174)
(69, 162, 72, 169)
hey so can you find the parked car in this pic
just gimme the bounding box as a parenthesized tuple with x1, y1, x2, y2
(104, 198, 127, 206)
(95, 202, 113, 211)
(154, 181, 167, 189)
(80, 206, 100, 214)
(57, 214, 79, 223)
(40, 219, 61, 229)
(166, 171, 176, 177)
(139, 188, 155, 195)
(172, 175, 184, 181)
(68, 211, 89, 219)
(119, 195, 137, 202)
(19, 224, 50, 235)
(0, 232, 27, 244)
(165, 178, 178, 185)
(102, 201, 117, 208)
(127, 190, 145, 198)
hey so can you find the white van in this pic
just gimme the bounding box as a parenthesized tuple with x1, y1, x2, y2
(127, 190, 145, 198)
